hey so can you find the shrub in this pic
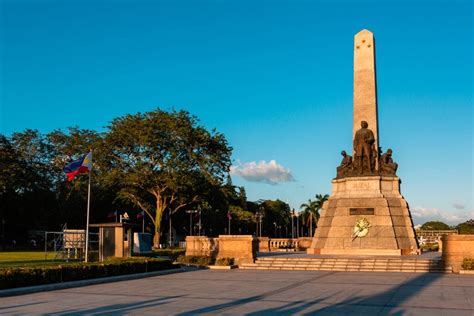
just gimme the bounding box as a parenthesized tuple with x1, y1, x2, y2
(151, 248, 185, 261)
(0, 258, 173, 290)
(215, 258, 234, 266)
(176, 255, 215, 266)
(462, 258, 474, 270)
(421, 243, 439, 252)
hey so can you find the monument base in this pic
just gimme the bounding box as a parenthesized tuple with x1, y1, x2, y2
(307, 176, 419, 256)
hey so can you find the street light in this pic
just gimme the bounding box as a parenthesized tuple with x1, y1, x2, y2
(197, 206, 202, 236)
(255, 207, 264, 237)
(186, 210, 198, 236)
(291, 209, 296, 239)
(296, 211, 300, 238)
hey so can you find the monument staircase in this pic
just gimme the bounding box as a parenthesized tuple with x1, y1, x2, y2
(240, 256, 452, 273)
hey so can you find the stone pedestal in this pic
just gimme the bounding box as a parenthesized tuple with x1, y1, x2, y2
(217, 235, 257, 265)
(442, 235, 474, 273)
(307, 176, 419, 256)
(257, 237, 270, 252)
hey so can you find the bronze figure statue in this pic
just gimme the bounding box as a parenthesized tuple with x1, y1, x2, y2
(353, 121, 375, 174)
(379, 148, 398, 175)
(334, 122, 399, 179)
(336, 150, 353, 178)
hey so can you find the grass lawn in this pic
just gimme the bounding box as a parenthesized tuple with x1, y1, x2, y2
(0, 251, 81, 268)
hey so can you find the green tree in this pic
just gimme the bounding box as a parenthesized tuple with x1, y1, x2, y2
(456, 220, 474, 234)
(300, 199, 317, 237)
(102, 109, 232, 247)
(259, 200, 291, 237)
(313, 194, 329, 226)
(421, 221, 450, 230)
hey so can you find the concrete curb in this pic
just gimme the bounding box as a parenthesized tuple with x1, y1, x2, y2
(0, 267, 184, 297)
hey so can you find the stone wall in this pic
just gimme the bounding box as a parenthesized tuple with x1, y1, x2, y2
(185, 236, 218, 257)
(185, 235, 257, 265)
(442, 235, 474, 273)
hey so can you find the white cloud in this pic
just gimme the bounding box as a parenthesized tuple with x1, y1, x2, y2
(230, 160, 295, 185)
(411, 206, 473, 225)
(452, 203, 465, 210)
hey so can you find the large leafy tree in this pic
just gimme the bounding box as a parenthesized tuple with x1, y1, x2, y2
(103, 109, 232, 247)
(457, 220, 474, 234)
(259, 199, 291, 238)
(421, 221, 450, 230)
(47, 127, 109, 227)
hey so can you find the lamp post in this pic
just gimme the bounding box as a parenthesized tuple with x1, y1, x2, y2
(291, 209, 296, 239)
(255, 208, 264, 237)
(186, 210, 198, 236)
(197, 206, 202, 236)
(296, 211, 300, 238)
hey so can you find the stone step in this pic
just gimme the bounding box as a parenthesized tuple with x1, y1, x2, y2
(256, 259, 441, 264)
(240, 258, 451, 273)
(240, 265, 451, 273)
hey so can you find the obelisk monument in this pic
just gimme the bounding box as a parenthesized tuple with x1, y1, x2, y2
(307, 30, 419, 256)
(353, 30, 379, 168)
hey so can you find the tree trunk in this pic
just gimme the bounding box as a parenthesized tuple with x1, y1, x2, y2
(153, 207, 164, 248)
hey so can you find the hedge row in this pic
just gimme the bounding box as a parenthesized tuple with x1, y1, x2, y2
(176, 256, 234, 266)
(176, 255, 215, 266)
(151, 249, 186, 260)
(0, 258, 173, 290)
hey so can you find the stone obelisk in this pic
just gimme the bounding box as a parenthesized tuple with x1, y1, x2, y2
(307, 29, 419, 256)
(353, 29, 379, 168)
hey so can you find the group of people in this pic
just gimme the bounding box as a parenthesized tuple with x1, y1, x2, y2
(336, 121, 398, 178)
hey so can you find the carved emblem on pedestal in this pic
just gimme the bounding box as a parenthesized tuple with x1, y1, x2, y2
(352, 218, 371, 240)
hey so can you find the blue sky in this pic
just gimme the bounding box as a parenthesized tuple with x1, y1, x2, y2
(1, 0, 472, 224)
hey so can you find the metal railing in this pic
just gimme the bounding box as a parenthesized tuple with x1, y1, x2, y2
(44, 227, 98, 261)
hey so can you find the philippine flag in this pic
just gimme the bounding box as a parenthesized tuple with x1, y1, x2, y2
(63, 152, 92, 181)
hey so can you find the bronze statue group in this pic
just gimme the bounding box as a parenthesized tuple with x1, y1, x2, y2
(337, 121, 398, 178)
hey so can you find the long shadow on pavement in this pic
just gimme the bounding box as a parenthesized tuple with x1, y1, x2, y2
(176, 272, 335, 315)
(52, 295, 184, 315)
(305, 272, 448, 315)
(179, 271, 450, 315)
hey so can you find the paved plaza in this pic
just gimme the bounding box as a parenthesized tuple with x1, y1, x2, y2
(1, 269, 473, 315)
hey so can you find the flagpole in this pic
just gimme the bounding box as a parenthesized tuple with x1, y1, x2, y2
(142, 212, 145, 233)
(84, 153, 92, 263)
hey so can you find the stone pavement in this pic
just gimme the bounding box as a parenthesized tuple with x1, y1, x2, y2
(1, 269, 473, 315)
